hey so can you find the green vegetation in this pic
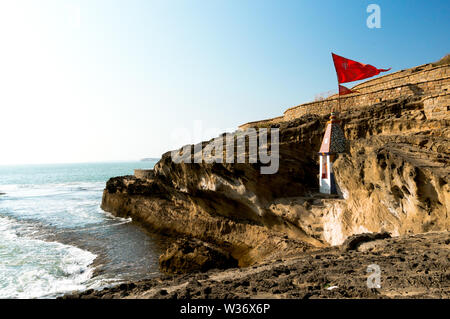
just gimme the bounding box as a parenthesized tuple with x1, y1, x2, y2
(432, 54, 450, 66)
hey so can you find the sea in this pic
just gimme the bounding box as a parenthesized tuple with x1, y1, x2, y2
(0, 161, 168, 299)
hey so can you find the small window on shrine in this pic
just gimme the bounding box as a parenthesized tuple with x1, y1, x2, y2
(322, 158, 327, 178)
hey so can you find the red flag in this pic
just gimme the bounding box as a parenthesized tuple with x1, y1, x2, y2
(338, 84, 358, 95)
(332, 53, 391, 83)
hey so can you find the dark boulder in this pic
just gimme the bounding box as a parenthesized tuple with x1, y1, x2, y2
(341, 232, 391, 252)
(159, 238, 238, 274)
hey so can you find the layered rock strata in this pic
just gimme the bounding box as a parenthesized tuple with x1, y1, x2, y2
(102, 95, 449, 269)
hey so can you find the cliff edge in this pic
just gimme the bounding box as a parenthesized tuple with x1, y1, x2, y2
(101, 60, 449, 271)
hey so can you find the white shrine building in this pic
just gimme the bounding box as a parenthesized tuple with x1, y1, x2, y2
(318, 112, 347, 194)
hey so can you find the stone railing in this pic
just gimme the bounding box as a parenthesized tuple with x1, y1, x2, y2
(238, 116, 284, 130)
(238, 63, 449, 129)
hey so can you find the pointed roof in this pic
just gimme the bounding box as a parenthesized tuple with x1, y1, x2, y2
(318, 113, 346, 154)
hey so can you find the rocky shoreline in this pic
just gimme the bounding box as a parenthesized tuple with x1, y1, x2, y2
(99, 95, 449, 272)
(61, 231, 449, 299)
(66, 68, 449, 298)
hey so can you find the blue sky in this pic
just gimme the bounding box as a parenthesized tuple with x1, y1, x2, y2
(0, 0, 448, 164)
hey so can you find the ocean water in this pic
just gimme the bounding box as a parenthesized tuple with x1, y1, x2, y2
(0, 161, 167, 299)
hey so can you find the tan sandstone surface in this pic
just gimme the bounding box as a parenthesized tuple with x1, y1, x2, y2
(65, 59, 450, 298)
(100, 94, 449, 269)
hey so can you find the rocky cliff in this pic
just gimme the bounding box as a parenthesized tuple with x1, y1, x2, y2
(101, 86, 449, 270)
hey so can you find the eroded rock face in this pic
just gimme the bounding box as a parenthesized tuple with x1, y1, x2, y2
(329, 99, 450, 242)
(101, 96, 449, 269)
(101, 175, 315, 268)
(268, 97, 449, 245)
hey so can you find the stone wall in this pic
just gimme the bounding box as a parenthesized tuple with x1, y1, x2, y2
(423, 92, 450, 120)
(238, 116, 284, 130)
(239, 63, 450, 129)
(350, 63, 447, 92)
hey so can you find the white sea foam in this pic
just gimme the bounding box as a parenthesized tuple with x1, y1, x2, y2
(0, 216, 97, 299)
(102, 209, 132, 223)
(0, 182, 107, 228)
(1, 182, 105, 199)
(0, 162, 160, 298)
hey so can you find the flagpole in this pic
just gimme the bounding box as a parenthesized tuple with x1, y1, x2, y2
(338, 85, 341, 113)
(336, 84, 341, 114)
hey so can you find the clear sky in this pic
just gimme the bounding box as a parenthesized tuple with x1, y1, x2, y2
(0, 0, 448, 165)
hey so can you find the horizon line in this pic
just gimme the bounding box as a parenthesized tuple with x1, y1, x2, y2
(0, 158, 161, 167)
